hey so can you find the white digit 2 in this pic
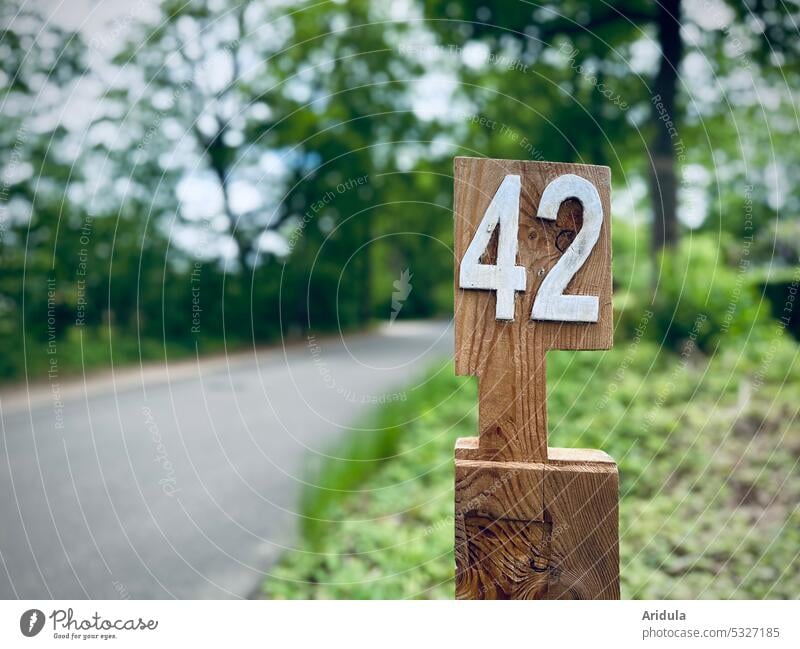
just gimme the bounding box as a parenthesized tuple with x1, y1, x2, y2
(531, 174, 603, 323)
(459, 175, 526, 320)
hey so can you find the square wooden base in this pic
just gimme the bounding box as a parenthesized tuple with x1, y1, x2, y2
(455, 437, 619, 599)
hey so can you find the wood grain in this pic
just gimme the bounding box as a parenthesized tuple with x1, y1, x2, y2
(455, 440, 619, 600)
(453, 156, 612, 462)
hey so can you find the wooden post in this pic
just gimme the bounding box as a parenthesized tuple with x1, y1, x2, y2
(453, 157, 619, 600)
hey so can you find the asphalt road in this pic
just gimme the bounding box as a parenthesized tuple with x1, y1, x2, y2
(0, 320, 453, 599)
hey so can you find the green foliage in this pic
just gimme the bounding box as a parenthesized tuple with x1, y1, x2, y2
(2, 327, 201, 384)
(266, 366, 470, 599)
(0, 2, 454, 382)
(649, 235, 771, 352)
(262, 327, 800, 598)
(752, 218, 800, 268)
(3, 0, 799, 385)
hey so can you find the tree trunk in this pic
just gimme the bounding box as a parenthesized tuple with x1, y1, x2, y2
(649, 0, 683, 253)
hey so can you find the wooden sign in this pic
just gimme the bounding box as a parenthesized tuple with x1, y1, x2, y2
(453, 157, 619, 599)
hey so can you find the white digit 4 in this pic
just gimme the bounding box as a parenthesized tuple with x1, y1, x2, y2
(531, 174, 603, 323)
(459, 175, 526, 320)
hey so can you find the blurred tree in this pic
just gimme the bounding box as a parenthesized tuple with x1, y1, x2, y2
(0, 2, 87, 375)
(423, 0, 799, 254)
(3, 0, 797, 381)
(101, 0, 446, 341)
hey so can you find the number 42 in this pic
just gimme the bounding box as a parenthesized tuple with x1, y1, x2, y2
(459, 173, 604, 323)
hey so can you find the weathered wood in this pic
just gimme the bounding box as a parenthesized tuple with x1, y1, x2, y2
(455, 439, 619, 600)
(453, 157, 618, 600)
(454, 157, 612, 463)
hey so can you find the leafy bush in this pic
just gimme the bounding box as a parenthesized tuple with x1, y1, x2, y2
(752, 218, 800, 267)
(648, 235, 771, 352)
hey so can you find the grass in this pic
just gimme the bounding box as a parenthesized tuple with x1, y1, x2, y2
(0, 326, 239, 386)
(0, 320, 378, 386)
(261, 330, 800, 599)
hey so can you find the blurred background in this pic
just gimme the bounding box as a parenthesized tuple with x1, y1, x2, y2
(0, 0, 798, 599)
